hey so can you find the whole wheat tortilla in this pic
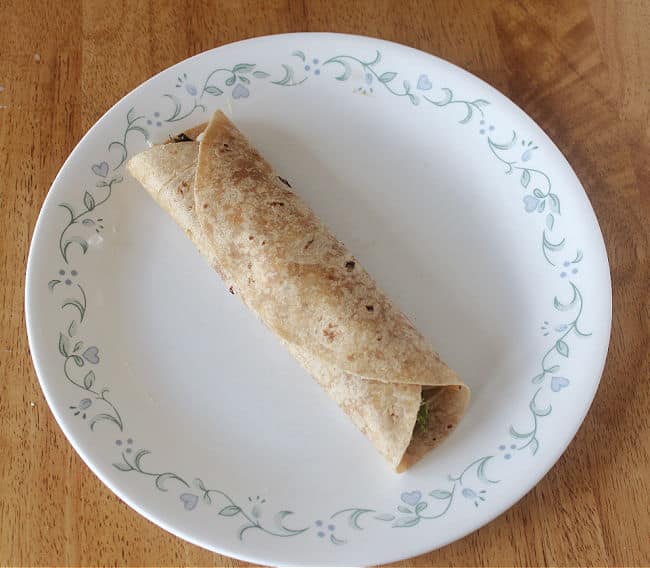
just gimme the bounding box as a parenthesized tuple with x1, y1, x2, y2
(127, 111, 469, 471)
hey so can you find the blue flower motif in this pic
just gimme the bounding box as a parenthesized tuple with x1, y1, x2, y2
(247, 495, 266, 518)
(115, 437, 134, 453)
(400, 490, 422, 506)
(305, 61, 321, 75)
(82, 346, 99, 364)
(416, 74, 432, 90)
(551, 376, 570, 392)
(69, 398, 92, 418)
(232, 83, 249, 99)
(523, 195, 540, 212)
(461, 487, 486, 507)
(314, 520, 335, 538)
(521, 140, 539, 162)
(175, 72, 197, 96)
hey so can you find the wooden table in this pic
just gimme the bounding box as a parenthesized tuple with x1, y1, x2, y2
(2, 1, 648, 566)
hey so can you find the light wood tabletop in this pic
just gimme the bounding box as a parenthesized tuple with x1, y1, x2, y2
(2, 1, 648, 566)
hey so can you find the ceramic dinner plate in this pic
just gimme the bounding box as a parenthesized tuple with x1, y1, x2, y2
(25, 33, 611, 566)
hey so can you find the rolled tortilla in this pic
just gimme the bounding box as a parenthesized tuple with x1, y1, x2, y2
(127, 111, 469, 471)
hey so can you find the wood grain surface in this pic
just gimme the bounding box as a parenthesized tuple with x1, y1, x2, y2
(1, 1, 648, 566)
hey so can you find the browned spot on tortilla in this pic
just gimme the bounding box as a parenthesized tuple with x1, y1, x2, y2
(228, 286, 235, 295)
(247, 262, 252, 269)
(377, 336, 382, 341)
(447, 424, 454, 429)
(365, 305, 374, 312)
(304, 237, 315, 250)
(202, 203, 209, 209)
(269, 201, 285, 207)
(345, 260, 355, 271)
(261, 240, 266, 245)
(248, 235, 254, 240)
(323, 323, 337, 342)
(278, 176, 291, 187)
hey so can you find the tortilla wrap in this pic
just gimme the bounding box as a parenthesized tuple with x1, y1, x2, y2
(127, 110, 469, 471)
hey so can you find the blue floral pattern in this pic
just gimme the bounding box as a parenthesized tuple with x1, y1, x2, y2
(44, 47, 591, 546)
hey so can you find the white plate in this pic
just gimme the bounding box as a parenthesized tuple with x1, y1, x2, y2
(25, 33, 611, 566)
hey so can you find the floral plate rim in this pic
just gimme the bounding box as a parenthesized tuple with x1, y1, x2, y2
(25, 32, 612, 566)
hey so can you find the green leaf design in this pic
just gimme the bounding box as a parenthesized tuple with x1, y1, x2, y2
(393, 516, 420, 528)
(374, 513, 395, 521)
(532, 373, 545, 384)
(72, 355, 84, 367)
(533, 188, 544, 198)
(548, 365, 560, 372)
(546, 213, 555, 230)
(379, 71, 397, 83)
(252, 70, 270, 79)
(271, 64, 295, 86)
(112, 462, 133, 472)
(346, 508, 373, 529)
(543, 233, 566, 252)
(548, 193, 561, 214)
(62, 299, 85, 322)
(402, 79, 411, 92)
(155, 472, 188, 491)
(531, 397, 552, 417)
(530, 438, 539, 455)
(459, 105, 473, 124)
(397, 505, 412, 514)
(537, 199, 546, 213)
(509, 425, 530, 439)
(48, 279, 61, 291)
(67, 320, 77, 337)
(63, 237, 88, 261)
(59, 333, 69, 357)
(415, 502, 428, 513)
(225, 75, 236, 87)
(204, 85, 223, 96)
(556, 340, 569, 357)
(83, 371, 95, 389)
(219, 505, 241, 517)
(573, 249, 583, 263)
(554, 282, 578, 311)
(429, 490, 452, 499)
(477, 456, 499, 483)
(291, 50, 306, 62)
(73, 340, 84, 352)
(330, 534, 346, 545)
(367, 50, 381, 66)
(238, 75, 250, 84)
(233, 63, 255, 74)
(59, 203, 76, 221)
(133, 449, 151, 469)
(89, 413, 121, 431)
(275, 510, 294, 524)
(83, 191, 95, 211)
